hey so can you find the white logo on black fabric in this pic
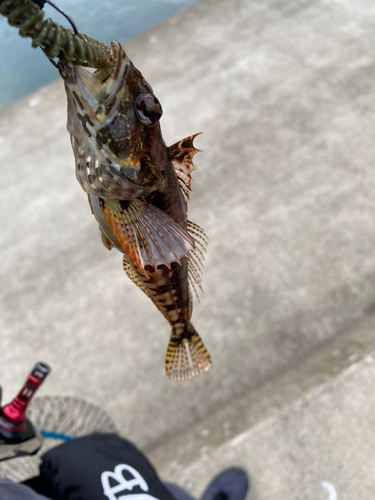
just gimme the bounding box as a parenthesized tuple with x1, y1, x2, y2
(101, 463, 161, 500)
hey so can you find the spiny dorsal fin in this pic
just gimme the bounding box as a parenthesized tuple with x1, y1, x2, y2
(100, 199, 194, 278)
(187, 220, 208, 301)
(169, 133, 203, 203)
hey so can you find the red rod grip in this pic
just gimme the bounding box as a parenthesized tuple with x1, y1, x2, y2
(0, 362, 50, 433)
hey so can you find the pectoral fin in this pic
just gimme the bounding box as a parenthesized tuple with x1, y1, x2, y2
(100, 199, 194, 277)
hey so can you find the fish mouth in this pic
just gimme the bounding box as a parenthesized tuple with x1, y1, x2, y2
(60, 41, 131, 124)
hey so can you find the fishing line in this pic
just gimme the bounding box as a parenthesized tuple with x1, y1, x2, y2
(40, 430, 74, 441)
(43, 0, 78, 35)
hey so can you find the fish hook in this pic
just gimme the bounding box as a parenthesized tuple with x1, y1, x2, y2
(31, 0, 79, 68)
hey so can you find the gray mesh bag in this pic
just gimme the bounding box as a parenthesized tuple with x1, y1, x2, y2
(0, 395, 118, 482)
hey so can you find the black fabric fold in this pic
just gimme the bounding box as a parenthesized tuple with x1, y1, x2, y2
(39, 434, 177, 500)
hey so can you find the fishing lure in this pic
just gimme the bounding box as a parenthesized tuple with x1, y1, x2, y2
(60, 41, 212, 381)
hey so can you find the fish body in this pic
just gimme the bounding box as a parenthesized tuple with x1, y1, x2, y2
(60, 41, 211, 380)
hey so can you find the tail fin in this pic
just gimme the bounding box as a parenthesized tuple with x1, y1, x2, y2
(165, 326, 212, 381)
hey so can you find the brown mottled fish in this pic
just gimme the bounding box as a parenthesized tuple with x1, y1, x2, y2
(59, 41, 212, 381)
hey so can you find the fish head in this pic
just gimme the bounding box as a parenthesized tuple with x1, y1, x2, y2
(59, 41, 168, 199)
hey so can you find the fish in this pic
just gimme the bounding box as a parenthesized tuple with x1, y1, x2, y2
(59, 41, 212, 381)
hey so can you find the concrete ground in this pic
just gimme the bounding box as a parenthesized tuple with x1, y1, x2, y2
(1, 0, 375, 497)
(151, 315, 375, 500)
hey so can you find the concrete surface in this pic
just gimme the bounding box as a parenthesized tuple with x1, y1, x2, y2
(151, 316, 375, 499)
(1, 0, 375, 494)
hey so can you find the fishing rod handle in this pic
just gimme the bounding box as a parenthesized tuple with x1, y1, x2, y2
(0, 362, 50, 432)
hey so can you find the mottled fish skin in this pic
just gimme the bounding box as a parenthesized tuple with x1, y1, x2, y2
(60, 41, 194, 274)
(60, 41, 211, 381)
(59, 41, 166, 199)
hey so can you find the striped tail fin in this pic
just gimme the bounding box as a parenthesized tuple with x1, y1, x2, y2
(165, 326, 212, 381)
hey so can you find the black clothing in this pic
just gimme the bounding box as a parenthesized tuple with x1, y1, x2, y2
(38, 433, 177, 500)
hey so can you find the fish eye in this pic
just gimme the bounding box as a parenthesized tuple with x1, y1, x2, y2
(136, 93, 163, 126)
